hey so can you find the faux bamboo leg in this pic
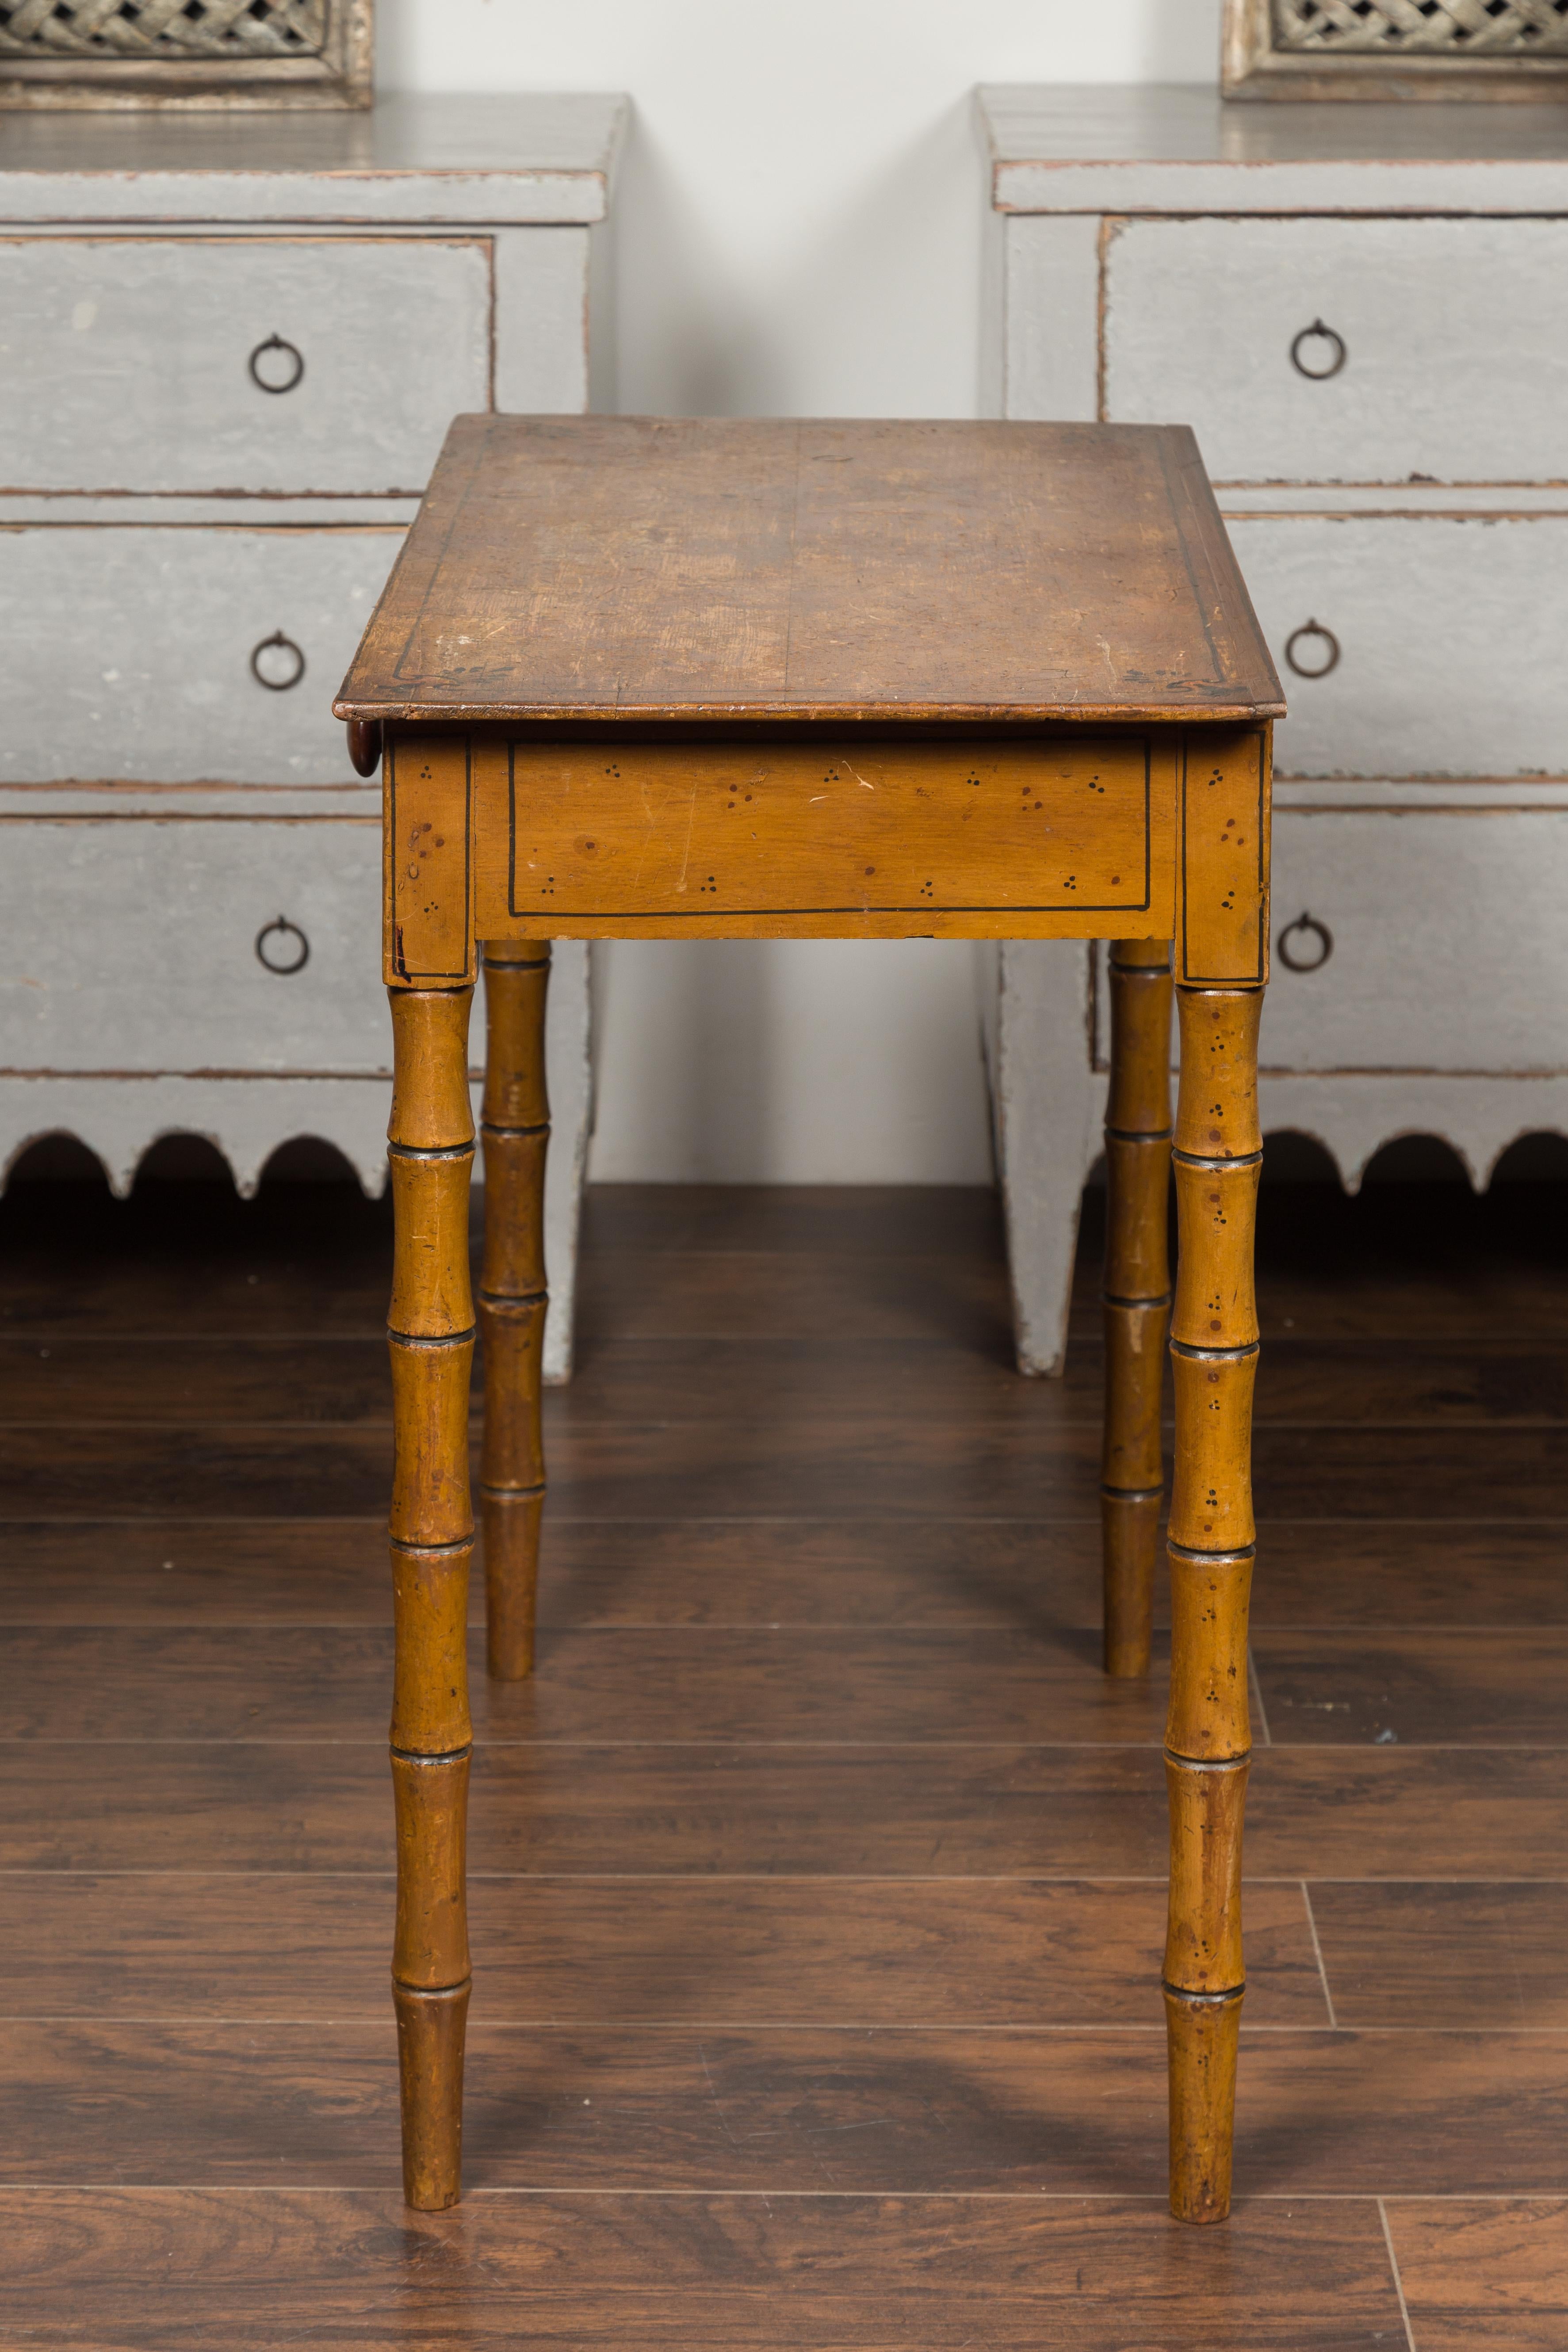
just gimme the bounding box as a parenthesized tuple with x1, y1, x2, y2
(1164, 983, 1263, 2225)
(1100, 938, 1174, 1678)
(478, 941, 551, 1681)
(387, 984, 476, 2211)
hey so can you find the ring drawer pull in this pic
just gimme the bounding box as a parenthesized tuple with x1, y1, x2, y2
(1285, 619, 1340, 680)
(1290, 319, 1346, 381)
(256, 916, 310, 976)
(1277, 912, 1333, 975)
(249, 333, 305, 395)
(251, 631, 306, 692)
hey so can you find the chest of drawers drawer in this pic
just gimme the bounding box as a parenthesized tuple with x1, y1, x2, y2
(1088, 807, 1568, 1077)
(1262, 809, 1568, 1075)
(0, 525, 404, 783)
(0, 810, 388, 1073)
(1225, 514, 1568, 780)
(0, 236, 493, 495)
(1103, 216, 1568, 486)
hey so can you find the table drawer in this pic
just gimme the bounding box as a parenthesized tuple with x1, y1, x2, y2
(0, 237, 492, 495)
(1104, 217, 1568, 486)
(0, 526, 402, 784)
(1225, 515, 1568, 780)
(0, 816, 390, 1073)
(1262, 811, 1568, 1075)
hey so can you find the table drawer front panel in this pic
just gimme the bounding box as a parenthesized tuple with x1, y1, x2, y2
(477, 737, 1174, 941)
(1227, 516, 1568, 780)
(1103, 217, 1568, 486)
(0, 527, 402, 784)
(1264, 811, 1568, 1075)
(0, 237, 492, 497)
(0, 818, 390, 1073)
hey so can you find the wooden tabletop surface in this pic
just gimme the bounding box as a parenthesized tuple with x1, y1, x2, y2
(335, 415, 1284, 730)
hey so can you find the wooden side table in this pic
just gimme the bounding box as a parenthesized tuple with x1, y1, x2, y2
(335, 415, 1283, 2225)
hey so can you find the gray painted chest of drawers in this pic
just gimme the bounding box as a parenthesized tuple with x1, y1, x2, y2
(0, 94, 626, 1375)
(979, 85, 1568, 1374)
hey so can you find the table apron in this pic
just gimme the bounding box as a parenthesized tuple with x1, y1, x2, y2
(380, 726, 1268, 980)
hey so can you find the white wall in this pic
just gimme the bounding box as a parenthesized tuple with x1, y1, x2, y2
(380, 0, 1224, 1182)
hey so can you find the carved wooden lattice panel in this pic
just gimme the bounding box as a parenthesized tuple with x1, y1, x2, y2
(0, 0, 328, 56)
(1273, 0, 1568, 51)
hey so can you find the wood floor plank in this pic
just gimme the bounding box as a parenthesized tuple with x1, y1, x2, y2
(1310, 1885, 1568, 2031)
(0, 1626, 1170, 1744)
(1255, 1631, 1568, 1747)
(12, 1875, 1327, 2027)
(8, 1744, 1566, 1881)
(0, 1743, 1168, 1875)
(4, 2021, 1568, 2195)
(6, 1518, 1568, 1632)
(9, 1420, 1568, 1520)
(581, 1182, 1007, 1256)
(0, 2189, 1407, 2352)
(1388, 2198, 1568, 2352)
(23, 1620, 1568, 1748)
(12, 1331, 1568, 1431)
(0, 1423, 1105, 1519)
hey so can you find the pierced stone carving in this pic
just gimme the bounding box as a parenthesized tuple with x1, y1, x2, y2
(1274, 0, 1568, 53)
(1225, 0, 1568, 90)
(0, 1, 328, 58)
(0, 0, 369, 106)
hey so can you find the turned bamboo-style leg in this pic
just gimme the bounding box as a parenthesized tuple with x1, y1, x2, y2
(477, 941, 551, 1680)
(1164, 983, 1263, 2225)
(387, 984, 476, 2211)
(1101, 939, 1174, 1678)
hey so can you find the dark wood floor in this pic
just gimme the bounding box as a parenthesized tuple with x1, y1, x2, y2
(4, 1165, 1568, 2348)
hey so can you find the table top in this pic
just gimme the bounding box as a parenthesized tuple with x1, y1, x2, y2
(334, 415, 1284, 732)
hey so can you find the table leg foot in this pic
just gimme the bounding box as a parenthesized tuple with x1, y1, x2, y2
(1164, 982, 1262, 2224)
(479, 942, 551, 1682)
(387, 985, 476, 2210)
(394, 1981, 472, 2211)
(1164, 1983, 1244, 2225)
(1100, 940, 1173, 1678)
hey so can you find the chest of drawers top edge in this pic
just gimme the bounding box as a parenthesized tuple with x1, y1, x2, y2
(0, 92, 631, 226)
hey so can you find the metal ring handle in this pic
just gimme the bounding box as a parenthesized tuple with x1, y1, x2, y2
(1285, 619, 1340, 681)
(250, 631, 306, 692)
(1277, 912, 1333, 975)
(1290, 319, 1346, 382)
(255, 915, 310, 976)
(249, 333, 305, 395)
